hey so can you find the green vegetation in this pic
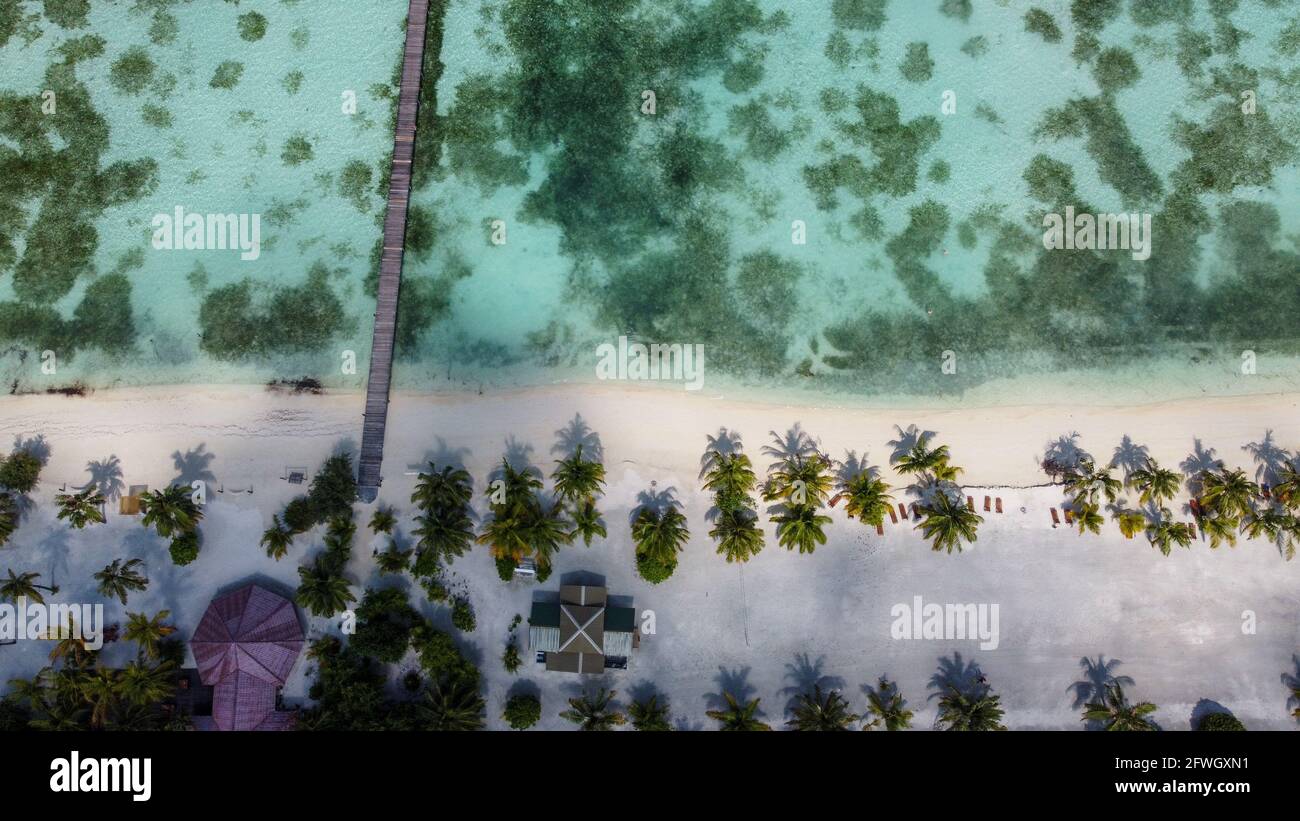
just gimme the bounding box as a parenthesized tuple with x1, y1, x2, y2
(237, 11, 267, 42)
(786, 686, 860, 731)
(504, 693, 540, 729)
(94, 558, 148, 606)
(197, 263, 348, 360)
(1083, 684, 1158, 730)
(864, 677, 913, 730)
(351, 588, 422, 663)
(477, 457, 572, 581)
(1024, 8, 1063, 43)
(42, 0, 89, 29)
(938, 686, 1007, 731)
(450, 596, 476, 632)
(560, 688, 625, 731)
(110, 47, 155, 95)
(940, 0, 972, 23)
(706, 692, 771, 731)
(899, 42, 933, 83)
(629, 694, 673, 731)
(138, 485, 204, 566)
(281, 133, 314, 166)
(209, 60, 244, 90)
(282, 70, 304, 94)
(1197, 712, 1246, 731)
(632, 506, 689, 583)
(411, 463, 475, 574)
(832, 0, 887, 30)
(55, 488, 105, 529)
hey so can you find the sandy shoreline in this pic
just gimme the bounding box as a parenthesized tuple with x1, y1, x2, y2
(1, 382, 1297, 729)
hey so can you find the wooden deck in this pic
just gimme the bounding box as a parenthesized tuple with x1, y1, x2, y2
(358, 0, 430, 501)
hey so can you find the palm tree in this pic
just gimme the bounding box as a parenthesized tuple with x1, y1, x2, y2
(632, 507, 689, 567)
(1200, 468, 1259, 520)
(139, 484, 201, 539)
(1242, 507, 1298, 560)
(418, 679, 485, 731)
(260, 516, 294, 560)
(560, 688, 626, 731)
(1083, 683, 1158, 731)
(519, 502, 573, 570)
(710, 507, 764, 563)
(55, 488, 105, 529)
(916, 491, 983, 554)
(484, 459, 541, 512)
(413, 504, 475, 567)
(892, 433, 951, 477)
(568, 497, 606, 546)
(411, 464, 474, 513)
(1200, 512, 1238, 549)
(1146, 514, 1193, 556)
(628, 694, 673, 731)
(1128, 459, 1180, 507)
(369, 507, 396, 534)
(1112, 509, 1147, 540)
(706, 692, 771, 731)
(763, 454, 833, 506)
(786, 685, 859, 731)
(551, 444, 606, 504)
(1065, 461, 1122, 507)
(773, 503, 832, 554)
(863, 677, 913, 730)
(295, 562, 355, 618)
(1074, 502, 1104, 536)
(376, 545, 412, 574)
(124, 611, 177, 661)
(0, 493, 16, 547)
(936, 687, 1006, 731)
(117, 660, 176, 706)
(702, 451, 758, 503)
(1271, 463, 1300, 511)
(94, 558, 148, 605)
(0, 569, 58, 604)
(47, 616, 95, 667)
(835, 472, 894, 527)
(476, 511, 532, 563)
(79, 667, 120, 729)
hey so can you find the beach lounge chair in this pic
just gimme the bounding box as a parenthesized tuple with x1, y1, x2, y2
(983, 495, 991, 512)
(1063, 508, 1074, 525)
(910, 502, 920, 519)
(888, 507, 898, 524)
(1050, 508, 1060, 527)
(966, 496, 974, 510)
(120, 485, 148, 516)
(875, 522, 884, 536)
(995, 497, 1003, 514)
(284, 467, 308, 485)
(1189, 522, 1198, 539)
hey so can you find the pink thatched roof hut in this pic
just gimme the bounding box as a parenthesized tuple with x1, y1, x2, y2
(190, 584, 304, 731)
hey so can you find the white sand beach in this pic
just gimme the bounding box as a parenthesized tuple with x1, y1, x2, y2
(0, 383, 1297, 730)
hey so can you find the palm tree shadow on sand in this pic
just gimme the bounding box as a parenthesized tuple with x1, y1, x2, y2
(761, 423, 821, 465)
(552, 414, 603, 462)
(169, 443, 217, 488)
(1180, 439, 1224, 497)
(1069, 655, 1134, 730)
(704, 665, 757, 713)
(780, 652, 845, 716)
(630, 484, 680, 526)
(1242, 430, 1293, 486)
(1109, 435, 1150, 481)
(928, 652, 988, 701)
(887, 424, 936, 465)
(80, 456, 125, 503)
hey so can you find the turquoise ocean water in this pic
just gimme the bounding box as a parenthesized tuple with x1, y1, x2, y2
(1, 0, 1298, 406)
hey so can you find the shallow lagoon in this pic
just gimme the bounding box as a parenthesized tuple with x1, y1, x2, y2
(1, 0, 1298, 406)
